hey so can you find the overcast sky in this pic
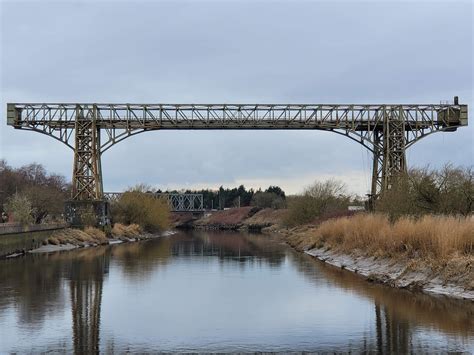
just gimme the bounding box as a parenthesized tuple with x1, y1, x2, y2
(1, 0, 472, 195)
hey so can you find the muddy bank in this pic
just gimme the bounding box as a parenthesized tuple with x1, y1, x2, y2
(179, 207, 285, 231)
(190, 207, 259, 230)
(304, 247, 474, 300)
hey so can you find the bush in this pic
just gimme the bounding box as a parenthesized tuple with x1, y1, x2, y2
(377, 165, 473, 219)
(285, 179, 350, 226)
(251, 191, 286, 209)
(3, 193, 34, 225)
(111, 188, 170, 232)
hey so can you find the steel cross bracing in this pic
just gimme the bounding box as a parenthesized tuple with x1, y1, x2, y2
(7, 101, 468, 202)
(104, 192, 204, 212)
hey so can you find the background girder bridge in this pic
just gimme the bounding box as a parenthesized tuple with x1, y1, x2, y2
(104, 192, 204, 212)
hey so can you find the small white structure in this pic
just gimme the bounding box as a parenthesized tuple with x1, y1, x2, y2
(348, 205, 365, 211)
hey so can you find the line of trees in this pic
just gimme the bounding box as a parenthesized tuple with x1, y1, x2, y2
(0, 160, 71, 224)
(284, 165, 473, 227)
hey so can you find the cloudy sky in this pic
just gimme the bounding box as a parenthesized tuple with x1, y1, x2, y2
(1, 0, 472, 195)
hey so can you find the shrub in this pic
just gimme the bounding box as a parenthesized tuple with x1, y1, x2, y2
(377, 165, 473, 219)
(3, 193, 34, 225)
(111, 188, 170, 232)
(285, 179, 350, 226)
(251, 191, 286, 209)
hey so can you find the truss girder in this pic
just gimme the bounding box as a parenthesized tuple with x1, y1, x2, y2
(7, 102, 468, 200)
(104, 192, 204, 212)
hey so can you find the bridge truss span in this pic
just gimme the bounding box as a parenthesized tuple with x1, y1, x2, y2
(6, 99, 468, 224)
(104, 192, 204, 212)
(8, 103, 467, 150)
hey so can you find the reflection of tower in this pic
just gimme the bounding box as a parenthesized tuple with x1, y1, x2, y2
(375, 303, 410, 353)
(69, 254, 107, 355)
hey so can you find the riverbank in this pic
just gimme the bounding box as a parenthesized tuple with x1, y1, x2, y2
(2, 223, 174, 258)
(183, 207, 474, 300)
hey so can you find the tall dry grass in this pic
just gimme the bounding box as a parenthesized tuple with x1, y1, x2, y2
(308, 213, 473, 259)
(111, 223, 142, 238)
(48, 227, 109, 245)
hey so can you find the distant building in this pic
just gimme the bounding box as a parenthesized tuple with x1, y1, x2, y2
(348, 206, 365, 212)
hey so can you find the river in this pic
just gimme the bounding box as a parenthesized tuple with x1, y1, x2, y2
(0, 230, 472, 353)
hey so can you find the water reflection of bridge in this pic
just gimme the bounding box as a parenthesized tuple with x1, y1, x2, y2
(290, 251, 474, 352)
(69, 252, 107, 354)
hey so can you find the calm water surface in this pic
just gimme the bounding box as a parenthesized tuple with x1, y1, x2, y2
(0, 230, 473, 353)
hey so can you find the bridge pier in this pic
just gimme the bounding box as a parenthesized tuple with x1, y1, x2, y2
(65, 200, 110, 228)
(371, 109, 408, 198)
(67, 105, 109, 227)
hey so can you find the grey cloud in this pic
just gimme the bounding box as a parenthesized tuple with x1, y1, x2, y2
(1, 0, 472, 195)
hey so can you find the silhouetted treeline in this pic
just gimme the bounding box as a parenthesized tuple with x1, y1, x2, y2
(0, 160, 70, 223)
(157, 185, 286, 210)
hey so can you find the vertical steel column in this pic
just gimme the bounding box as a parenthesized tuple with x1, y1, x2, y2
(371, 130, 384, 198)
(382, 106, 407, 191)
(67, 105, 108, 227)
(71, 105, 103, 200)
(371, 106, 407, 199)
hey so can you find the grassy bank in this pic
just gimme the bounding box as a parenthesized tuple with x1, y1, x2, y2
(284, 213, 474, 292)
(287, 214, 472, 258)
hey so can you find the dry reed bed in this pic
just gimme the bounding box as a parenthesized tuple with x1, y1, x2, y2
(285, 214, 473, 289)
(291, 214, 473, 259)
(47, 223, 143, 246)
(48, 227, 109, 246)
(111, 223, 142, 238)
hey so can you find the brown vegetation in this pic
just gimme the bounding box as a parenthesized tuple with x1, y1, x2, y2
(111, 223, 142, 238)
(48, 227, 109, 246)
(299, 214, 472, 259)
(242, 208, 288, 228)
(377, 165, 473, 219)
(196, 206, 258, 228)
(110, 187, 170, 232)
(284, 179, 354, 226)
(0, 160, 70, 223)
(284, 213, 473, 289)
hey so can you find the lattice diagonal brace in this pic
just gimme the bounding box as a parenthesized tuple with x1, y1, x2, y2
(71, 105, 103, 200)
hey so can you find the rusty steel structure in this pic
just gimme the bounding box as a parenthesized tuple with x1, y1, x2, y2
(6, 98, 468, 224)
(104, 192, 204, 212)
